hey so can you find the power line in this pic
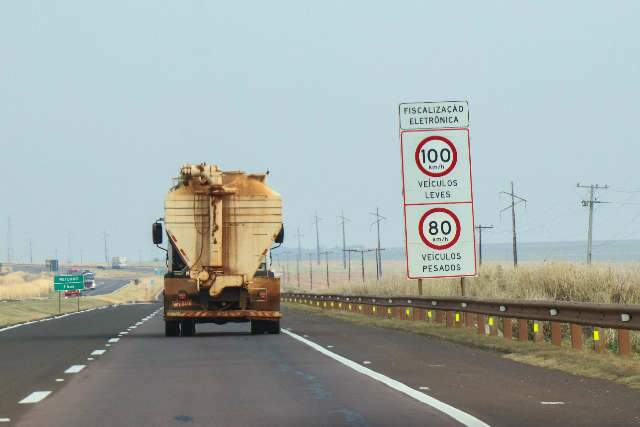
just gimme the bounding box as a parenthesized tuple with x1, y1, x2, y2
(577, 183, 608, 264)
(314, 212, 322, 265)
(369, 207, 386, 279)
(474, 225, 494, 266)
(500, 181, 527, 267)
(337, 211, 350, 269)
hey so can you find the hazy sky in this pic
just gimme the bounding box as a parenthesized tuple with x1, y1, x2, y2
(1, 1, 640, 263)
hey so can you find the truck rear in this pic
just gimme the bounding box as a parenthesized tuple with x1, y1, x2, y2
(152, 163, 284, 337)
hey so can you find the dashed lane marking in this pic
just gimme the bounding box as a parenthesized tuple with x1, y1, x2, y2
(87, 358, 94, 361)
(540, 402, 565, 405)
(282, 329, 490, 427)
(56, 379, 64, 382)
(0, 418, 10, 422)
(108, 338, 120, 343)
(19, 391, 52, 404)
(65, 365, 86, 374)
(91, 350, 106, 356)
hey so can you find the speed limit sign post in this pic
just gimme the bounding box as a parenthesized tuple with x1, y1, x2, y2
(399, 100, 477, 279)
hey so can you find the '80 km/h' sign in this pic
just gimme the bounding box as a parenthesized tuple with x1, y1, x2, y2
(399, 100, 476, 279)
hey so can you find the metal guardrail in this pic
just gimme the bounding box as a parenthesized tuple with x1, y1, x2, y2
(282, 292, 639, 356)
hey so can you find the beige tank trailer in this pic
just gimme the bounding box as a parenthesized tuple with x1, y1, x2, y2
(152, 163, 284, 336)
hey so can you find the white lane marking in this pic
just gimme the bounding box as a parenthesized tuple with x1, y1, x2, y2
(56, 379, 64, 382)
(362, 361, 371, 365)
(87, 357, 94, 361)
(0, 418, 10, 422)
(91, 349, 106, 356)
(540, 401, 565, 405)
(64, 365, 86, 374)
(19, 391, 52, 404)
(119, 332, 128, 335)
(282, 329, 490, 427)
(108, 338, 120, 343)
(419, 386, 430, 390)
(327, 345, 334, 348)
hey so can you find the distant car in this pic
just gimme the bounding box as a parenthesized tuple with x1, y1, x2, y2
(96, 265, 106, 270)
(64, 289, 81, 298)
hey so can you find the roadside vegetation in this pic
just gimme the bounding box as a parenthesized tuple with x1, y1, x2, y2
(0, 276, 161, 327)
(282, 260, 640, 304)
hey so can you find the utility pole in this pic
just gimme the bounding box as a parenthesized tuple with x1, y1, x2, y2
(577, 183, 608, 264)
(343, 248, 352, 281)
(28, 239, 33, 264)
(337, 211, 349, 269)
(320, 250, 331, 288)
(103, 231, 109, 264)
(308, 253, 313, 290)
(6, 217, 12, 263)
(474, 225, 494, 267)
(314, 212, 322, 265)
(500, 182, 526, 267)
(296, 228, 303, 288)
(370, 208, 386, 279)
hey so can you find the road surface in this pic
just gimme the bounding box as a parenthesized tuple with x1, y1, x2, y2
(1, 306, 639, 426)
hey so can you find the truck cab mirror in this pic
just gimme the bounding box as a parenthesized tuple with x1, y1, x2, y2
(152, 222, 163, 245)
(275, 225, 284, 244)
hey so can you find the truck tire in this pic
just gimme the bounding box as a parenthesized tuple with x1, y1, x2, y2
(181, 320, 195, 337)
(165, 321, 179, 337)
(251, 320, 267, 335)
(267, 320, 280, 334)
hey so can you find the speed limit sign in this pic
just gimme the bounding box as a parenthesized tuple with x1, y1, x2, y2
(401, 128, 471, 205)
(404, 204, 476, 278)
(399, 100, 476, 279)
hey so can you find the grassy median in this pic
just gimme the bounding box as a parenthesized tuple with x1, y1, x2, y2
(0, 277, 162, 328)
(284, 302, 640, 390)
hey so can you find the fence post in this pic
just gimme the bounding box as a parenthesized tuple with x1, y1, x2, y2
(533, 322, 544, 343)
(593, 327, 606, 353)
(446, 311, 454, 328)
(618, 329, 630, 356)
(518, 319, 528, 341)
(503, 318, 513, 339)
(551, 322, 562, 346)
(465, 312, 474, 328)
(570, 324, 583, 350)
(477, 314, 485, 335)
(436, 310, 445, 324)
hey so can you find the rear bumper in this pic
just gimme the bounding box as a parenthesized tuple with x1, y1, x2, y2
(165, 309, 281, 321)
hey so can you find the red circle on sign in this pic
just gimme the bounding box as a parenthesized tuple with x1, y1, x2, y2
(414, 136, 458, 177)
(418, 207, 462, 250)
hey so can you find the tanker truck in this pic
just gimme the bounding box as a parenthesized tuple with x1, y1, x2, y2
(152, 163, 284, 337)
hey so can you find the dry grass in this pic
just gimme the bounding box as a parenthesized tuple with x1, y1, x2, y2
(0, 276, 162, 327)
(281, 260, 640, 304)
(0, 272, 54, 300)
(285, 302, 640, 390)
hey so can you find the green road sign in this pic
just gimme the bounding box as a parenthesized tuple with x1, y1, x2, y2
(54, 275, 85, 291)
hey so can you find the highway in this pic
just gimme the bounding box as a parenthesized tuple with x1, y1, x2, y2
(1, 306, 639, 426)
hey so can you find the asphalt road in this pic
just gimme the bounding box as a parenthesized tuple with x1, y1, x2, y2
(2, 306, 640, 426)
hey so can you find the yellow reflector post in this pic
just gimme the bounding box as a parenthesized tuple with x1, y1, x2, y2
(358, 305, 363, 311)
(387, 308, 392, 314)
(405, 309, 411, 316)
(488, 317, 494, 326)
(455, 312, 460, 322)
(533, 323, 539, 333)
(331, 302, 334, 307)
(373, 306, 377, 313)
(593, 329, 600, 341)
(348, 304, 352, 310)
(427, 310, 433, 319)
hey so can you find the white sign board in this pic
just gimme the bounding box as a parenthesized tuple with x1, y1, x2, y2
(404, 204, 476, 278)
(401, 129, 472, 205)
(399, 101, 469, 130)
(399, 100, 476, 279)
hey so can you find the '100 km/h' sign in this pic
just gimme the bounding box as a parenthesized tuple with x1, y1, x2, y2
(399, 100, 477, 279)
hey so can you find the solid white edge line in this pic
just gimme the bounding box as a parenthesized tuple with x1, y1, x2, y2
(19, 391, 52, 404)
(64, 365, 86, 374)
(282, 329, 490, 427)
